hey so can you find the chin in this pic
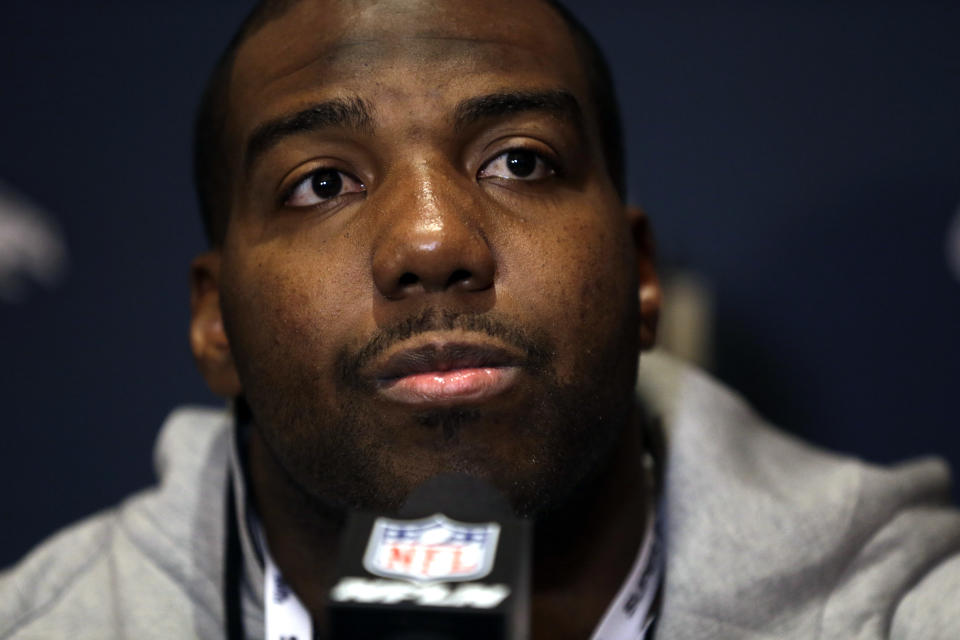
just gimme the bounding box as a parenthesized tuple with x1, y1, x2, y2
(374, 404, 629, 520)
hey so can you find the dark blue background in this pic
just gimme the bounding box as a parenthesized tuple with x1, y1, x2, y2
(2, 1, 959, 568)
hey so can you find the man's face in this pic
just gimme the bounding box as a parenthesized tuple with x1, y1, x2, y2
(209, 0, 652, 516)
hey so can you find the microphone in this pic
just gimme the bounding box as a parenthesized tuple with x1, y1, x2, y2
(327, 473, 531, 639)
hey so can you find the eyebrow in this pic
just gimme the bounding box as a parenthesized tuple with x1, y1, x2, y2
(243, 89, 583, 172)
(244, 96, 373, 172)
(453, 89, 584, 132)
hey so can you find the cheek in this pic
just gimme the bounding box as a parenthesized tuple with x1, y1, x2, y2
(503, 214, 637, 377)
(221, 244, 369, 385)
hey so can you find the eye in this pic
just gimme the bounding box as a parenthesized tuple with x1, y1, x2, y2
(284, 168, 365, 208)
(478, 149, 555, 181)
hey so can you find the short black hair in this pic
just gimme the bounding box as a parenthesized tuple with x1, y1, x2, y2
(193, 0, 625, 246)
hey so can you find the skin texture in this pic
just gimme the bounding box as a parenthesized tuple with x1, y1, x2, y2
(189, 0, 661, 637)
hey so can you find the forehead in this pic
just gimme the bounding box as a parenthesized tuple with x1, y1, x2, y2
(226, 0, 591, 143)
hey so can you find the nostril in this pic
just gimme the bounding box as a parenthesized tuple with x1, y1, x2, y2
(398, 272, 419, 288)
(446, 268, 472, 288)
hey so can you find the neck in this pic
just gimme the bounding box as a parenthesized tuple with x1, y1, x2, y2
(530, 412, 650, 640)
(247, 425, 345, 626)
(247, 410, 650, 640)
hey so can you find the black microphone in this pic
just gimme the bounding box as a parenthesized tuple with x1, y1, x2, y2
(327, 473, 531, 639)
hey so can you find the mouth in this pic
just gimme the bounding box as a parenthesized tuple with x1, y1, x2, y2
(370, 338, 524, 407)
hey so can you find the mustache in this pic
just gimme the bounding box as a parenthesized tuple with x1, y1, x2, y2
(337, 308, 554, 388)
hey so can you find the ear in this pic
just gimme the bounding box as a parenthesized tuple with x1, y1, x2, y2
(627, 206, 661, 351)
(190, 251, 242, 397)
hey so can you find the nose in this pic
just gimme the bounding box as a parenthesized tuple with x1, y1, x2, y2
(372, 171, 496, 301)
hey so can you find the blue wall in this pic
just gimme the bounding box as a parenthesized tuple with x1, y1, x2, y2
(2, 1, 958, 567)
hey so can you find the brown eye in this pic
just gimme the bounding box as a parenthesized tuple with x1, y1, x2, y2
(478, 149, 554, 181)
(311, 170, 343, 199)
(505, 150, 537, 177)
(285, 168, 365, 208)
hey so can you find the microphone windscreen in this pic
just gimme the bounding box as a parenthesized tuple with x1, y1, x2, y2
(399, 473, 513, 521)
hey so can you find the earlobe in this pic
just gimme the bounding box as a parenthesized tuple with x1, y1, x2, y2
(627, 206, 661, 351)
(190, 251, 242, 397)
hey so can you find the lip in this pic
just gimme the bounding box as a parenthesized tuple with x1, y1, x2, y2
(369, 338, 524, 407)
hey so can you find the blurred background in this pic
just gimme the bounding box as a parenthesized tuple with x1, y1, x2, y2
(2, 0, 959, 568)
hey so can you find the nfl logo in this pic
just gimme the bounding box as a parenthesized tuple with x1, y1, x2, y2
(363, 514, 501, 584)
